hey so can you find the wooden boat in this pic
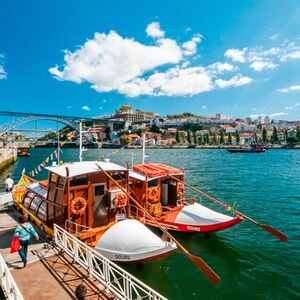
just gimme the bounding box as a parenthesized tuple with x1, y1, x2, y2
(13, 161, 176, 262)
(17, 147, 30, 156)
(227, 145, 266, 153)
(128, 163, 242, 233)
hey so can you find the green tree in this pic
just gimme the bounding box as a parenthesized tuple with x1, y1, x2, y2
(297, 126, 300, 141)
(271, 126, 279, 144)
(213, 132, 218, 144)
(284, 129, 288, 142)
(262, 127, 268, 144)
(175, 129, 181, 144)
(205, 133, 210, 144)
(187, 129, 193, 144)
(236, 131, 240, 144)
(228, 132, 232, 145)
(219, 130, 225, 144)
(150, 124, 160, 133)
(254, 132, 258, 143)
(119, 134, 131, 145)
(199, 134, 204, 145)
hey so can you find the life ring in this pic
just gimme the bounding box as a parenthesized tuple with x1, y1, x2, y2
(147, 187, 159, 202)
(177, 183, 184, 194)
(149, 203, 162, 218)
(114, 193, 127, 208)
(70, 197, 87, 216)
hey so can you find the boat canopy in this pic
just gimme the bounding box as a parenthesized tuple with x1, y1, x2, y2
(46, 161, 126, 178)
(27, 182, 48, 198)
(132, 163, 183, 181)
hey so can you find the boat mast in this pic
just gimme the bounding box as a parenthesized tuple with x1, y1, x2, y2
(142, 133, 145, 164)
(57, 122, 60, 164)
(79, 121, 83, 162)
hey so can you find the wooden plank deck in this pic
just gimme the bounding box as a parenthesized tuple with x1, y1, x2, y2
(0, 209, 115, 300)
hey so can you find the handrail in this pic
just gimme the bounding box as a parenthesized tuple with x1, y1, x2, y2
(0, 253, 24, 300)
(53, 224, 167, 300)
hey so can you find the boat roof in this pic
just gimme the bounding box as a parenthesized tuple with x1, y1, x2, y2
(131, 163, 183, 181)
(28, 182, 48, 198)
(46, 161, 126, 178)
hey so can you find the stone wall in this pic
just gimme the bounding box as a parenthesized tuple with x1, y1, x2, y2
(0, 148, 17, 172)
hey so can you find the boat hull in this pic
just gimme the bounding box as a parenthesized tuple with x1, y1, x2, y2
(95, 219, 177, 262)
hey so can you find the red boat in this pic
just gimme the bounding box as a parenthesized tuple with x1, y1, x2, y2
(129, 163, 242, 233)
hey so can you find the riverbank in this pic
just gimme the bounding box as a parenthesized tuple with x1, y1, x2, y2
(0, 148, 17, 173)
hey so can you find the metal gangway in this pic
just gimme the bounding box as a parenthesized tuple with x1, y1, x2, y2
(53, 224, 166, 300)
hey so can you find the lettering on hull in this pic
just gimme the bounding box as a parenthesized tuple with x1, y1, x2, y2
(115, 254, 131, 260)
(186, 225, 201, 232)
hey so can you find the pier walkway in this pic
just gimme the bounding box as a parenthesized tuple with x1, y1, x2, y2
(0, 209, 166, 300)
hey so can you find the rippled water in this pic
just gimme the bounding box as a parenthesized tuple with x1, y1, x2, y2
(1, 148, 299, 299)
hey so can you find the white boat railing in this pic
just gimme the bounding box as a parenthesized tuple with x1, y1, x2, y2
(0, 253, 24, 300)
(53, 224, 167, 300)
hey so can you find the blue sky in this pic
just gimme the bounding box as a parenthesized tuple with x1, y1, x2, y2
(0, 0, 300, 124)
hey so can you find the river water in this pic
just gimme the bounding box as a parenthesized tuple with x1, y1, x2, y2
(1, 148, 299, 299)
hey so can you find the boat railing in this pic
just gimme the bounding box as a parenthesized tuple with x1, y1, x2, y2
(0, 252, 24, 300)
(53, 223, 167, 300)
(64, 219, 93, 244)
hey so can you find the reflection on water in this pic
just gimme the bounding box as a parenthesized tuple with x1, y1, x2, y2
(1, 148, 299, 299)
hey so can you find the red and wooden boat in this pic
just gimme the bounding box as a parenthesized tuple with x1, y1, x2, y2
(129, 163, 242, 233)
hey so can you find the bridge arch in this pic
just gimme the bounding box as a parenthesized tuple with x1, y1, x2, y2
(0, 115, 93, 142)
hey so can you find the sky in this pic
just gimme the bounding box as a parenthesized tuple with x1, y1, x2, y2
(1, 0, 300, 124)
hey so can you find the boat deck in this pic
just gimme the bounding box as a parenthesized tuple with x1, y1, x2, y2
(0, 209, 114, 300)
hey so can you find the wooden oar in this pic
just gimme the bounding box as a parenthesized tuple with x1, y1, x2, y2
(169, 175, 288, 242)
(96, 163, 220, 285)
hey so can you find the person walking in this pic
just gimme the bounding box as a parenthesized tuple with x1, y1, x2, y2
(75, 284, 87, 300)
(5, 175, 14, 192)
(14, 214, 39, 268)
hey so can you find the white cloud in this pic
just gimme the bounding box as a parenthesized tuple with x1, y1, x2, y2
(81, 105, 90, 111)
(277, 85, 300, 93)
(99, 106, 102, 110)
(215, 74, 253, 89)
(102, 99, 107, 103)
(250, 113, 266, 119)
(182, 34, 202, 56)
(224, 48, 247, 63)
(284, 106, 293, 110)
(252, 107, 257, 111)
(269, 112, 288, 117)
(208, 62, 236, 74)
(270, 34, 279, 40)
(249, 60, 278, 72)
(280, 50, 300, 62)
(0, 54, 7, 80)
(202, 105, 207, 109)
(49, 30, 182, 93)
(146, 22, 165, 38)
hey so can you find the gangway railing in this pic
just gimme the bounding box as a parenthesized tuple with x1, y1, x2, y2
(0, 253, 24, 300)
(53, 224, 167, 300)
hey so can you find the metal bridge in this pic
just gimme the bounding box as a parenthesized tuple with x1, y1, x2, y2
(0, 111, 116, 143)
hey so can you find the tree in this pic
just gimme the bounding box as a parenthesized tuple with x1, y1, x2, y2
(205, 133, 210, 144)
(150, 124, 160, 133)
(187, 129, 193, 144)
(297, 126, 300, 141)
(236, 131, 240, 144)
(254, 132, 258, 143)
(262, 127, 268, 144)
(193, 132, 197, 144)
(119, 134, 130, 145)
(199, 134, 204, 145)
(228, 132, 233, 145)
(175, 129, 181, 144)
(213, 132, 218, 144)
(284, 129, 288, 142)
(219, 130, 225, 144)
(272, 126, 279, 144)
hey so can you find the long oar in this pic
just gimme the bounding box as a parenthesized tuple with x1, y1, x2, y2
(169, 175, 288, 242)
(96, 163, 220, 285)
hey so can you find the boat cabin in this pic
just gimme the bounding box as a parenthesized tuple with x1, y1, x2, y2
(129, 163, 185, 218)
(20, 161, 129, 231)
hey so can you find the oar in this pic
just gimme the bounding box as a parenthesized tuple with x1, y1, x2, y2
(96, 163, 220, 285)
(169, 175, 288, 242)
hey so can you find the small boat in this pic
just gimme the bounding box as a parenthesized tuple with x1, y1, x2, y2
(17, 147, 30, 156)
(227, 144, 266, 153)
(129, 163, 242, 233)
(13, 161, 176, 262)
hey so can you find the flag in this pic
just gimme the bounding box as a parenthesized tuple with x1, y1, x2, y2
(31, 171, 35, 177)
(50, 154, 53, 161)
(45, 157, 49, 163)
(38, 166, 41, 172)
(35, 169, 38, 174)
(42, 162, 46, 167)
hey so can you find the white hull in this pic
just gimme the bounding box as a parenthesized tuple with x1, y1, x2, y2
(95, 219, 177, 262)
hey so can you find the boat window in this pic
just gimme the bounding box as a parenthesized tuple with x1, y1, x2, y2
(50, 172, 58, 184)
(110, 172, 126, 181)
(94, 185, 105, 196)
(36, 201, 46, 221)
(70, 175, 88, 187)
(23, 192, 35, 207)
(148, 179, 159, 188)
(57, 176, 66, 188)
